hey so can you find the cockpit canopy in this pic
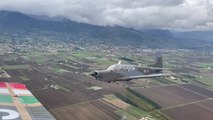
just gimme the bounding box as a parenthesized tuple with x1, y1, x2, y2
(107, 64, 135, 72)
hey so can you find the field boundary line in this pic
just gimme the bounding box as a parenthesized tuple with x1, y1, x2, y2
(49, 99, 101, 112)
(191, 83, 213, 92)
(160, 99, 209, 111)
(99, 99, 119, 110)
(130, 83, 189, 89)
(178, 85, 210, 99)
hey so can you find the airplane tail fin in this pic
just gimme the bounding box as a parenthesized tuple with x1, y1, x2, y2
(149, 54, 163, 68)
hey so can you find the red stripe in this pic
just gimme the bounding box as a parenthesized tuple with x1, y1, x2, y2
(0, 82, 6, 87)
(9, 83, 27, 90)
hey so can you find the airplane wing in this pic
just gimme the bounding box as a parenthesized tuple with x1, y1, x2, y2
(137, 66, 170, 70)
(119, 73, 171, 80)
(0, 82, 55, 120)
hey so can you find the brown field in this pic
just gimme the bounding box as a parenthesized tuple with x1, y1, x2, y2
(28, 66, 121, 111)
(5, 69, 24, 76)
(0, 58, 129, 120)
(162, 100, 213, 120)
(133, 84, 207, 107)
(32, 88, 91, 110)
(16, 69, 56, 90)
(19, 69, 46, 77)
(103, 98, 129, 109)
(133, 84, 213, 120)
(179, 84, 213, 98)
(24, 79, 56, 90)
(31, 81, 116, 110)
(50, 99, 120, 120)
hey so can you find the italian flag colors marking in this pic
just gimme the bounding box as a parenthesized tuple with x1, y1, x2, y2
(9, 83, 27, 90)
(0, 82, 6, 87)
(0, 94, 13, 103)
(10, 82, 32, 95)
(0, 82, 55, 120)
(0, 82, 39, 105)
(19, 96, 39, 104)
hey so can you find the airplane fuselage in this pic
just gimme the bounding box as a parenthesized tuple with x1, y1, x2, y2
(90, 55, 169, 83)
(91, 64, 163, 82)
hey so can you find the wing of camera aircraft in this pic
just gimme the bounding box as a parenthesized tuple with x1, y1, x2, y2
(0, 82, 55, 120)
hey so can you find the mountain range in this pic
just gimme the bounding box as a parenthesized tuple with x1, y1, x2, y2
(0, 10, 212, 49)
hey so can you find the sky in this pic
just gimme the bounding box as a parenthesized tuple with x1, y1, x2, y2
(0, 0, 212, 30)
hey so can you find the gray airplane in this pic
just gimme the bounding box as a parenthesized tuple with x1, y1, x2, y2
(90, 56, 170, 83)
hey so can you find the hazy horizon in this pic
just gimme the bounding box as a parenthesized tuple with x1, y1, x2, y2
(0, 0, 212, 31)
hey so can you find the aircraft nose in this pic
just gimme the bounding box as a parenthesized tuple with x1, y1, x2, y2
(90, 71, 98, 78)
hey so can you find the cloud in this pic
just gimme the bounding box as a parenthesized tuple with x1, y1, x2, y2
(0, 0, 212, 30)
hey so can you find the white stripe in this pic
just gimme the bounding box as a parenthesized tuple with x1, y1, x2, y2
(0, 88, 9, 94)
(13, 89, 32, 95)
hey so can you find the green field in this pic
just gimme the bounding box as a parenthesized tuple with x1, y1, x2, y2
(126, 106, 149, 118)
(72, 51, 99, 59)
(0, 67, 4, 72)
(115, 110, 138, 120)
(115, 105, 169, 120)
(105, 94, 153, 119)
(71, 51, 116, 65)
(50, 67, 69, 73)
(150, 110, 172, 120)
(197, 62, 213, 68)
(94, 58, 115, 65)
(20, 76, 30, 81)
(193, 76, 213, 89)
(113, 88, 172, 120)
(2, 65, 30, 70)
(23, 51, 59, 64)
(104, 94, 118, 100)
(115, 88, 161, 112)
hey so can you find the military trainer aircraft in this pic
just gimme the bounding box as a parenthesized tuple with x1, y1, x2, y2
(90, 55, 171, 83)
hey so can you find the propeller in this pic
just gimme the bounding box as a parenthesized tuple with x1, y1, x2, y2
(90, 71, 98, 80)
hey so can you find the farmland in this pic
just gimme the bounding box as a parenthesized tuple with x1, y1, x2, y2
(50, 100, 120, 120)
(132, 84, 213, 120)
(162, 100, 213, 120)
(0, 34, 212, 120)
(132, 84, 207, 108)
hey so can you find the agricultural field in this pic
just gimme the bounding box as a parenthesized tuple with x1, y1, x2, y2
(162, 100, 213, 120)
(103, 94, 129, 109)
(132, 84, 207, 108)
(0, 39, 212, 120)
(132, 84, 213, 120)
(179, 84, 213, 98)
(113, 88, 171, 120)
(2, 64, 30, 70)
(50, 100, 120, 120)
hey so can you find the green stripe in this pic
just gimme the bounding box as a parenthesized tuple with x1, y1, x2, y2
(0, 94, 13, 103)
(19, 96, 39, 104)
